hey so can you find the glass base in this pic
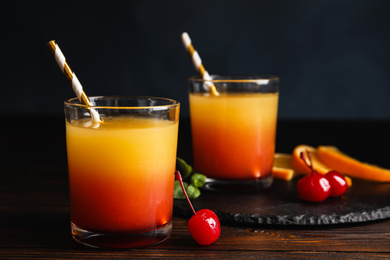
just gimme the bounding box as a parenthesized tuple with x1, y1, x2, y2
(203, 174, 273, 192)
(71, 221, 172, 249)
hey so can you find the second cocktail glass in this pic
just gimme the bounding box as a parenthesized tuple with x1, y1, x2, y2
(188, 75, 279, 190)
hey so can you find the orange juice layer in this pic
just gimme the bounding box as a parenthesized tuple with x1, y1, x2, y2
(190, 93, 278, 180)
(66, 117, 178, 233)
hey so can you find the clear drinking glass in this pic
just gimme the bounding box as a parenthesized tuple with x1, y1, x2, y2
(64, 96, 180, 248)
(188, 75, 279, 191)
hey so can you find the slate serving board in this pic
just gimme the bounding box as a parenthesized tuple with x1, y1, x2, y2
(173, 178, 390, 226)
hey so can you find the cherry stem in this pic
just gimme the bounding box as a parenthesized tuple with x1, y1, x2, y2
(300, 149, 317, 173)
(174, 170, 197, 216)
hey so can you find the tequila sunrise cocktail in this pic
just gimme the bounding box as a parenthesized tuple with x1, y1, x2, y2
(189, 75, 279, 189)
(65, 96, 179, 248)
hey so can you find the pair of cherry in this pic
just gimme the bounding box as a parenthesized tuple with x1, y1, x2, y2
(297, 151, 348, 202)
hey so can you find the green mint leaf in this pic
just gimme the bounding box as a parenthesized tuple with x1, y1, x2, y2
(176, 157, 193, 179)
(174, 180, 188, 199)
(186, 184, 201, 199)
(191, 173, 207, 188)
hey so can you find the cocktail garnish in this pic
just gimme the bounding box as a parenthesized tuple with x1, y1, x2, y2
(174, 170, 221, 245)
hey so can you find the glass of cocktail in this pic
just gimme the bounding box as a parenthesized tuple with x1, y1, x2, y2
(188, 75, 279, 191)
(64, 96, 180, 248)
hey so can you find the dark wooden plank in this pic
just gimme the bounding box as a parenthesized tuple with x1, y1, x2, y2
(1, 248, 390, 260)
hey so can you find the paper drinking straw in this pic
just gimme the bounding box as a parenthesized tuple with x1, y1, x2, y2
(47, 40, 101, 123)
(181, 32, 219, 96)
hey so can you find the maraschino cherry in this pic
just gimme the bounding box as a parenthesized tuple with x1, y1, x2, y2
(297, 151, 331, 202)
(175, 170, 221, 245)
(325, 170, 348, 197)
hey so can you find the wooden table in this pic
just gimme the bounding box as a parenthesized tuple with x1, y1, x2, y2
(1, 115, 390, 259)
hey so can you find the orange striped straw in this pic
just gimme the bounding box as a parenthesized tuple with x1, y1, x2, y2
(181, 32, 219, 96)
(47, 40, 101, 123)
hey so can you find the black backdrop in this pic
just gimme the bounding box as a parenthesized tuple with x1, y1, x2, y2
(2, 0, 390, 119)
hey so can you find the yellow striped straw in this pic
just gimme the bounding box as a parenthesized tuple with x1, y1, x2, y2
(47, 40, 101, 123)
(181, 32, 219, 96)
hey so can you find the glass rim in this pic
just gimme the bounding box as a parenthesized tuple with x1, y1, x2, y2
(64, 96, 180, 110)
(189, 74, 279, 83)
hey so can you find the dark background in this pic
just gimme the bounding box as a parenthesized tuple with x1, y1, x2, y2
(2, 0, 390, 120)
